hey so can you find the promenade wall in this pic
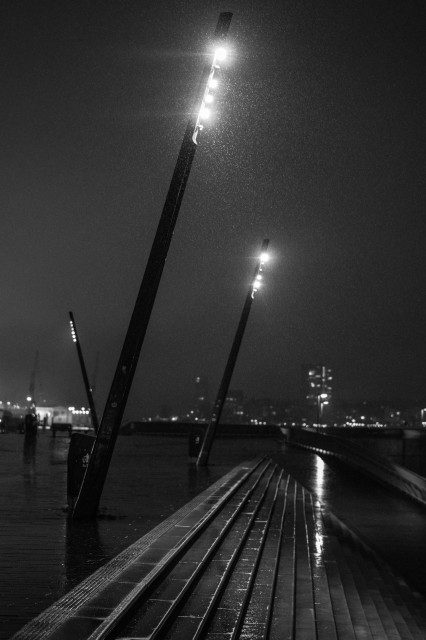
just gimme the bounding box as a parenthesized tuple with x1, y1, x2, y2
(284, 427, 426, 508)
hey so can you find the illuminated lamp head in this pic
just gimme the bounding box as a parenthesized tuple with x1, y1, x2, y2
(215, 47, 227, 62)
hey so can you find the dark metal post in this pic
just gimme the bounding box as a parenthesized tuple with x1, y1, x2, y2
(197, 239, 270, 467)
(69, 311, 99, 433)
(25, 351, 39, 438)
(72, 13, 233, 519)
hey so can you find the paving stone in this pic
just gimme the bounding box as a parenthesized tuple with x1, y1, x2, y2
(42, 616, 103, 640)
(119, 598, 172, 636)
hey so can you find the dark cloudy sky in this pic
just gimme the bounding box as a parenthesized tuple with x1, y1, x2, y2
(1, 0, 425, 418)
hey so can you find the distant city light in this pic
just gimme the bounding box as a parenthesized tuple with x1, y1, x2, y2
(208, 77, 218, 89)
(205, 93, 214, 104)
(26, 396, 32, 402)
(200, 107, 210, 120)
(260, 252, 270, 263)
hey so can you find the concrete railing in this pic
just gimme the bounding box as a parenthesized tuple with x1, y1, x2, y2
(282, 427, 426, 508)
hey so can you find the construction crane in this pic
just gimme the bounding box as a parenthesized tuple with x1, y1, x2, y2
(27, 351, 39, 406)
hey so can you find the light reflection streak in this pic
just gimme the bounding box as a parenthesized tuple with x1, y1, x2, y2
(314, 454, 325, 501)
(313, 456, 326, 564)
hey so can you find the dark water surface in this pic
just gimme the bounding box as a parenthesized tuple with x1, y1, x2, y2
(2, 432, 426, 638)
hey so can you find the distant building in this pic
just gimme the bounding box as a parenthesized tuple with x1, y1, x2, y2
(244, 397, 280, 425)
(0, 403, 92, 432)
(195, 376, 209, 404)
(194, 376, 211, 421)
(302, 364, 333, 423)
(222, 390, 245, 423)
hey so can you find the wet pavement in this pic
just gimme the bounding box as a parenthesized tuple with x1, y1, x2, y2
(272, 445, 426, 598)
(2, 431, 426, 638)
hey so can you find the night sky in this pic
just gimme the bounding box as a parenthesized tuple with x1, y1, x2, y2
(1, 0, 425, 418)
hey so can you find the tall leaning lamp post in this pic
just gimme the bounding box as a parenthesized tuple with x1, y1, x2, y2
(72, 13, 233, 519)
(197, 240, 270, 467)
(69, 311, 99, 434)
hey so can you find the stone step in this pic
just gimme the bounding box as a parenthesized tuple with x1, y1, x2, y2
(326, 526, 388, 639)
(294, 483, 317, 639)
(116, 464, 281, 639)
(321, 509, 426, 640)
(269, 475, 297, 640)
(304, 493, 338, 640)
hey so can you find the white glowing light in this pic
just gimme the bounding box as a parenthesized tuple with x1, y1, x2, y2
(215, 47, 227, 62)
(200, 107, 210, 119)
(260, 252, 270, 263)
(26, 396, 32, 402)
(256, 274, 262, 281)
(208, 77, 218, 89)
(69, 321, 77, 342)
(205, 93, 214, 104)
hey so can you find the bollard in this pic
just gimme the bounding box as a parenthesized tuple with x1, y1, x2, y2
(24, 413, 38, 439)
(67, 433, 96, 511)
(188, 425, 206, 464)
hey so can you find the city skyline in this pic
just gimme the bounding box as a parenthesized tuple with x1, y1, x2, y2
(3, 370, 424, 429)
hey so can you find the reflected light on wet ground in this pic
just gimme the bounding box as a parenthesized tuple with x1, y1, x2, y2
(313, 454, 325, 501)
(311, 456, 326, 566)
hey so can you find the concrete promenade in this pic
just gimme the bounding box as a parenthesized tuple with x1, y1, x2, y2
(12, 456, 426, 640)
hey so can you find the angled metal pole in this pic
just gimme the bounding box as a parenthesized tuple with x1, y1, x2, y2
(69, 311, 99, 434)
(197, 239, 270, 467)
(72, 12, 233, 519)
